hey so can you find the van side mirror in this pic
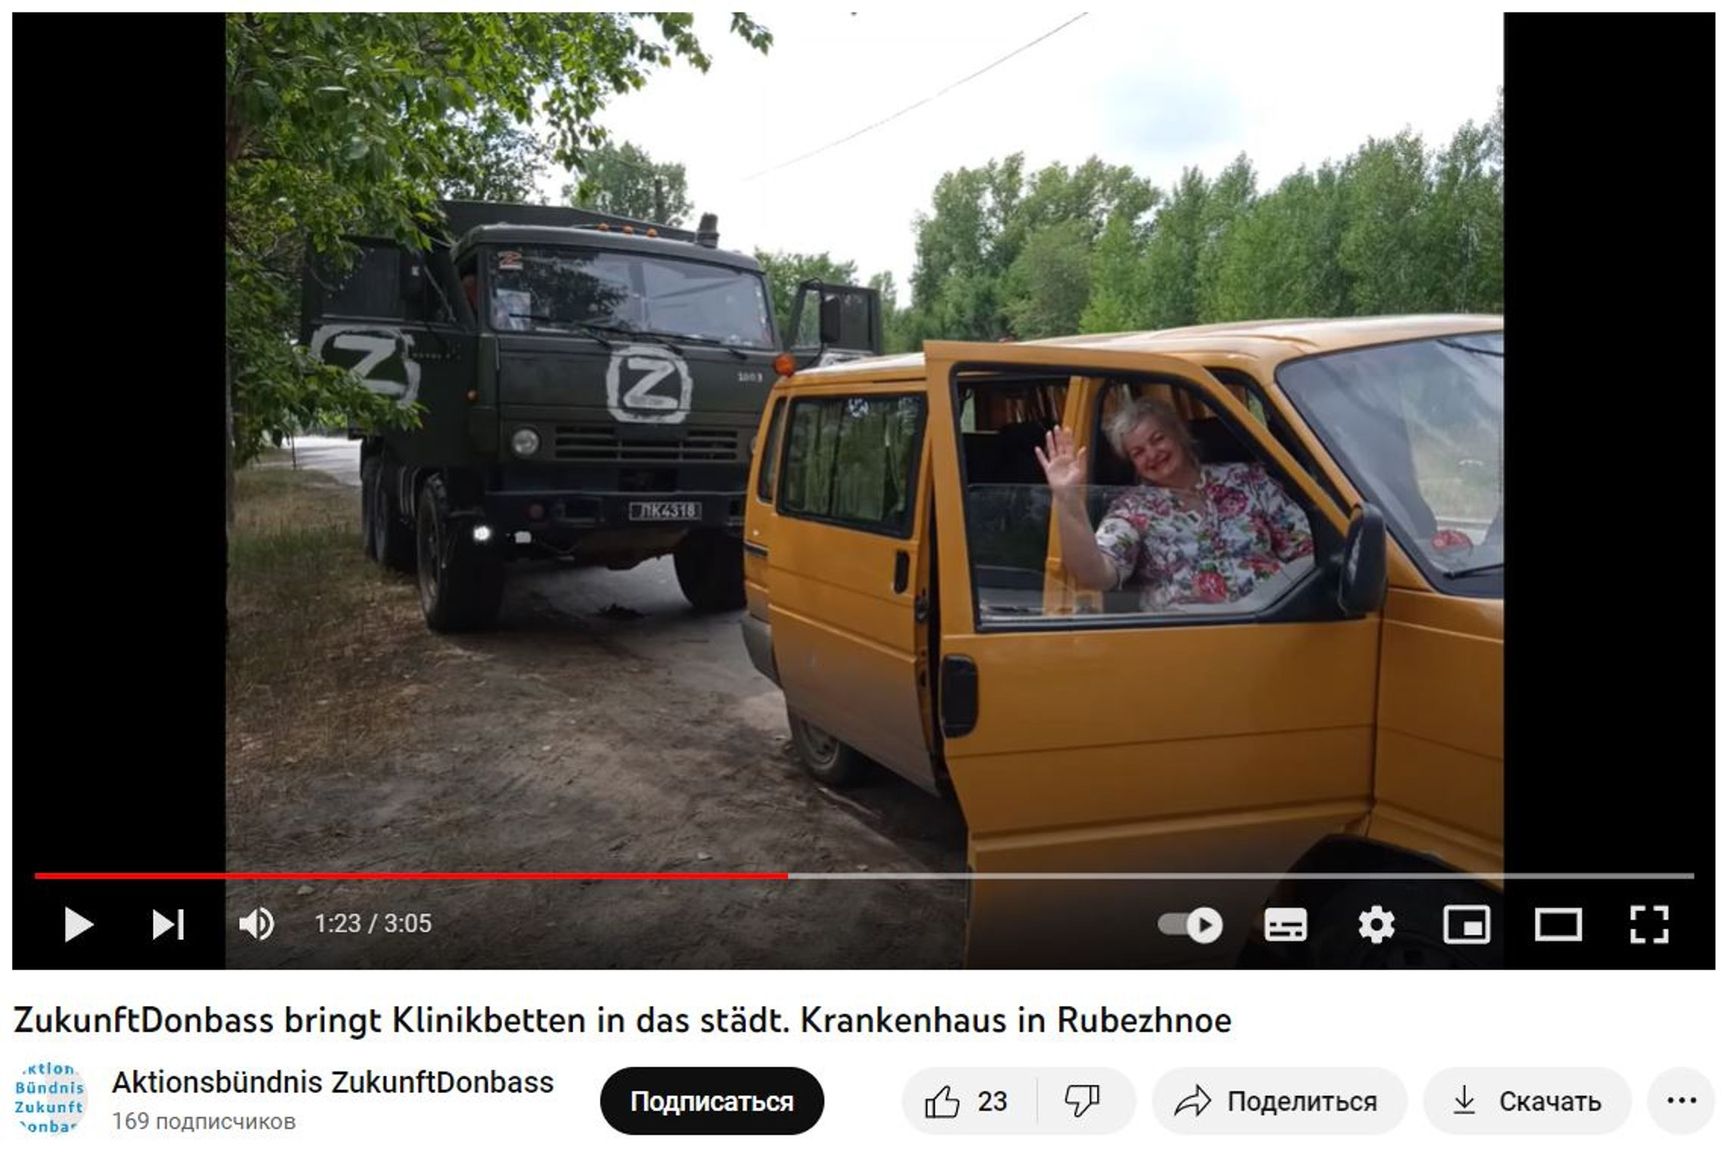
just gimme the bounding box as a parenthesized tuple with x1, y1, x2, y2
(1338, 503, 1388, 616)
(819, 293, 843, 345)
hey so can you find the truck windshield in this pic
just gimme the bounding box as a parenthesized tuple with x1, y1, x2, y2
(489, 245, 774, 349)
(1276, 332, 1504, 583)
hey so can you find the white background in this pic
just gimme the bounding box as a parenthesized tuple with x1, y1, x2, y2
(1, 4, 1729, 1162)
(2, 968, 1728, 1160)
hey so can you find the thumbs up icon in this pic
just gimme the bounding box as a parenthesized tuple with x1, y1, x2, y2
(923, 1085, 961, 1119)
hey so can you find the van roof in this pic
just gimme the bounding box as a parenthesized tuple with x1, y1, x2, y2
(790, 314, 1504, 380)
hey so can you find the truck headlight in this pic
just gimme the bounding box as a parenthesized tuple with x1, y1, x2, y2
(511, 428, 541, 457)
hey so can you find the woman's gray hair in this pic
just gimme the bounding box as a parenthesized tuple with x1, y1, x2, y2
(1104, 394, 1198, 462)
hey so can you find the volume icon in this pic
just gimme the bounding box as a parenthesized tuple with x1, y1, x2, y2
(237, 907, 276, 941)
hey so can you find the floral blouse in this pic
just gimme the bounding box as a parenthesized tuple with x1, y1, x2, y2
(1094, 463, 1314, 611)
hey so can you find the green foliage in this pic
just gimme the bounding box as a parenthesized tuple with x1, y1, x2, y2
(1078, 214, 1148, 333)
(909, 153, 1154, 343)
(906, 99, 1503, 341)
(440, 114, 548, 203)
(225, 11, 772, 485)
(753, 250, 858, 339)
(562, 139, 694, 225)
(1003, 220, 1093, 339)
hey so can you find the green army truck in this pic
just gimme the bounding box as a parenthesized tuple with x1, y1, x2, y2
(300, 200, 881, 631)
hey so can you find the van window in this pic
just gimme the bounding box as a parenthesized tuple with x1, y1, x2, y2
(756, 398, 787, 502)
(955, 377, 1069, 617)
(779, 394, 924, 536)
(958, 372, 1322, 626)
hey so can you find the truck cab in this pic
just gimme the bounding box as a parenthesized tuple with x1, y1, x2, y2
(301, 200, 881, 631)
(741, 317, 1505, 967)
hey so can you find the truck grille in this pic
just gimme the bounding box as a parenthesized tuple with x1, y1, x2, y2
(552, 425, 739, 462)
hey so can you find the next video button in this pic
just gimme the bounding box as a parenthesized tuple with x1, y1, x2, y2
(599, 1067, 823, 1135)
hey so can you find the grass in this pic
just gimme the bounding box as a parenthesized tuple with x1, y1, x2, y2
(226, 467, 433, 797)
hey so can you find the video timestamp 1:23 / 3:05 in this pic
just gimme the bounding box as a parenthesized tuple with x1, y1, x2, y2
(316, 913, 434, 935)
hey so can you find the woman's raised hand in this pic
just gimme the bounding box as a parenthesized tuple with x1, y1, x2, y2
(1033, 426, 1088, 495)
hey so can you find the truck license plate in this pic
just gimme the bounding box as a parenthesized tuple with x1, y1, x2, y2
(628, 501, 701, 521)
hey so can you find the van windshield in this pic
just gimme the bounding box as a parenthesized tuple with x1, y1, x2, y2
(1276, 332, 1503, 586)
(488, 245, 775, 349)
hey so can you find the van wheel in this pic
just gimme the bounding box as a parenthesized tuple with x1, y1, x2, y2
(674, 530, 746, 612)
(415, 476, 504, 633)
(787, 710, 872, 787)
(373, 464, 416, 573)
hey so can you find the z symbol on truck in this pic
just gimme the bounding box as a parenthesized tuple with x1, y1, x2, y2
(309, 325, 422, 406)
(607, 345, 693, 424)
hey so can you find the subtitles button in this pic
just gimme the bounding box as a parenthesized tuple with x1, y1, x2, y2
(599, 1067, 823, 1135)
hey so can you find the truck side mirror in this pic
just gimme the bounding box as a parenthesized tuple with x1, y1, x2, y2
(1338, 503, 1388, 616)
(819, 293, 843, 346)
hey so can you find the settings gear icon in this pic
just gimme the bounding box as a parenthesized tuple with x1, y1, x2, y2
(1357, 905, 1397, 945)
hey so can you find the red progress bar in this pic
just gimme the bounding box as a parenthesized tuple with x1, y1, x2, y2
(36, 872, 789, 882)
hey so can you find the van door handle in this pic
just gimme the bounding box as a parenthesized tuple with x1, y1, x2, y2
(940, 655, 978, 738)
(893, 549, 910, 593)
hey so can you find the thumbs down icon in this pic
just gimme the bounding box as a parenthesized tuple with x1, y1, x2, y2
(1064, 1083, 1101, 1118)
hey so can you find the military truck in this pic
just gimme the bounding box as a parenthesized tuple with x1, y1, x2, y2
(300, 199, 881, 631)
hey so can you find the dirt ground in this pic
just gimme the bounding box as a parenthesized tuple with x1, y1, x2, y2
(225, 465, 965, 968)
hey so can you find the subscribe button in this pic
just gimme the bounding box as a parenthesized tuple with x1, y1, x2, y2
(600, 1067, 824, 1135)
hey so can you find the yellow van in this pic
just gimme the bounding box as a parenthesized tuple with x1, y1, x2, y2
(741, 317, 1504, 967)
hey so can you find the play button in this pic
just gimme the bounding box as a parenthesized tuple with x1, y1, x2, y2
(64, 908, 95, 943)
(1185, 907, 1224, 945)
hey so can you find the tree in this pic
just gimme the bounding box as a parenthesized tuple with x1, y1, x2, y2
(869, 271, 922, 353)
(225, 12, 772, 527)
(907, 153, 1155, 343)
(562, 139, 694, 224)
(1337, 130, 1432, 313)
(1003, 219, 1094, 339)
(754, 250, 857, 338)
(440, 114, 548, 204)
(1079, 213, 1149, 333)
(1140, 166, 1210, 328)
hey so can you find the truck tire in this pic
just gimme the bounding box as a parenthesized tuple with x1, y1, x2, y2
(787, 709, 874, 787)
(359, 456, 380, 561)
(415, 476, 503, 633)
(372, 464, 416, 573)
(673, 530, 746, 612)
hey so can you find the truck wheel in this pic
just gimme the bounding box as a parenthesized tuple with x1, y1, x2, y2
(787, 710, 873, 787)
(372, 464, 416, 573)
(673, 530, 746, 612)
(415, 476, 503, 633)
(359, 456, 379, 561)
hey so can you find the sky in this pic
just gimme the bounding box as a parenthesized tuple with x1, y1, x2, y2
(535, 5, 1506, 297)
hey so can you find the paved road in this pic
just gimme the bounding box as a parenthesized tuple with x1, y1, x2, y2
(279, 435, 363, 486)
(276, 439, 799, 737)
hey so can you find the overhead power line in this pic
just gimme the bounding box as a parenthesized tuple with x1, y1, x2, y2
(742, 12, 1089, 182)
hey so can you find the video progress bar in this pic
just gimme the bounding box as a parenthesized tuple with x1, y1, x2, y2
(35, 871, 1696, 882)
